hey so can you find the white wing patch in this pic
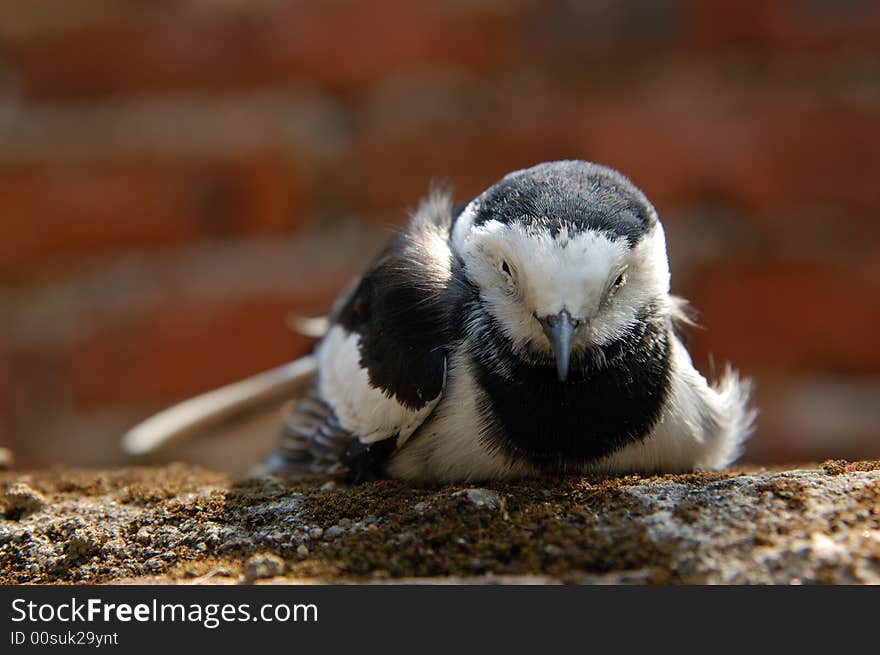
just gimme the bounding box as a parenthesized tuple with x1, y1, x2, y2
(317, 325, 444, 446)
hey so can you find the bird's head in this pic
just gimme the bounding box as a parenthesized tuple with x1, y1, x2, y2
(452, 161, 671, 381)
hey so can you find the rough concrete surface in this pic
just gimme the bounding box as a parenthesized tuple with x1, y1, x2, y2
(1, 461, 878, 585)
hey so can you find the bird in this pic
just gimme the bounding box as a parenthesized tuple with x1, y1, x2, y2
(122, 160, 755, 483)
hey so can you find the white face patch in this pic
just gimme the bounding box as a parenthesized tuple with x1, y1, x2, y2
(454, 219, 671, 355)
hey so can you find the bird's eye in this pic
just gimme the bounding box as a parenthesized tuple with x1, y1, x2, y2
(501, 260, 512, 277)
(613, 272, 626, 287)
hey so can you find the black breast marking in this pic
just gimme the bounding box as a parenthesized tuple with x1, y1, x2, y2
(472, 311, 671, 471)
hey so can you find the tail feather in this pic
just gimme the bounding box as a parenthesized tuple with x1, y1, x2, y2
(704, 366, 757, 469)
(121, 355, 318, 456)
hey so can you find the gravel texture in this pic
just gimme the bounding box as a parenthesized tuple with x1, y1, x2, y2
(1, 461, 878, 584)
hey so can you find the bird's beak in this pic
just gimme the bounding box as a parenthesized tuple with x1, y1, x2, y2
(537, 309, 582, 382)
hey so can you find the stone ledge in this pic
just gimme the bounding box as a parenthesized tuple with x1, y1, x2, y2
(1, 461, 878, 584)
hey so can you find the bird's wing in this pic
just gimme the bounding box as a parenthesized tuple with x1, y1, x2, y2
(268, 190, 456, 480)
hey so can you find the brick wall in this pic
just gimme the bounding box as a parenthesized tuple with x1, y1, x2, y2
(1, 0, 878, 470)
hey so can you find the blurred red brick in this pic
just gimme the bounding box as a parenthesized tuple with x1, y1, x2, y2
(346, 102, 584, 214)
(64, 289, 338, 409)
(0, 150, 307, 277)
(346, 100, 880, 222)
(688, 0, 880, 51)
(0, 340, 11, 420)
(9, 1, 878, 102)
(0, 0, 878, 470)
(576, 104, 880, 219)
(687, 259, 880, 376)
(4, 1, 518, 99)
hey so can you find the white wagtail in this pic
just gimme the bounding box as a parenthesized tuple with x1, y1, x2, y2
(123, 161, 755, 483)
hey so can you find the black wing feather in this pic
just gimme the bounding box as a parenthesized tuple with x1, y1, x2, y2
(262, 190, 458, 480)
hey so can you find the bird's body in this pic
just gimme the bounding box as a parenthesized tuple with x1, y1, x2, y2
(124, 161, 754, 483)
